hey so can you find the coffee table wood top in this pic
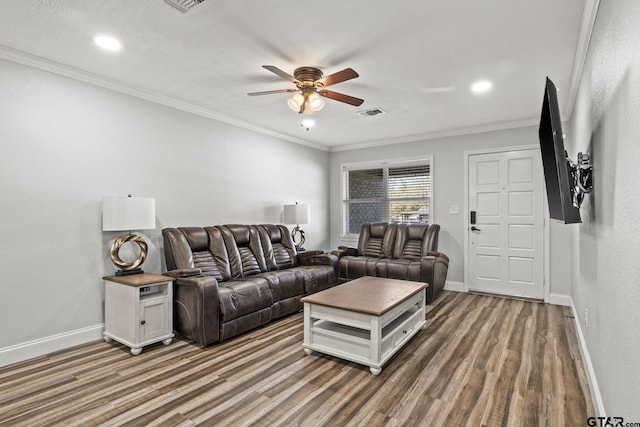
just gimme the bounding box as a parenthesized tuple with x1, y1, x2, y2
(301, 276, 427, 316)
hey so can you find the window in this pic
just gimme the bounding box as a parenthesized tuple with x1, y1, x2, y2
(341, 157, 432, 236)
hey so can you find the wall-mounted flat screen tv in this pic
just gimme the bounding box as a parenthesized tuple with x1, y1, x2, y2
(538, 77, 581, 224)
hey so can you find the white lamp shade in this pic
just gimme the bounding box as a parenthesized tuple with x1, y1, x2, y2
(284, 203, 310, 225)
(102, 197, 156, 231)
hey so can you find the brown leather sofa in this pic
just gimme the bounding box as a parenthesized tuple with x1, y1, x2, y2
(331, 222, 449, 303)
(162, 224, 338, 346)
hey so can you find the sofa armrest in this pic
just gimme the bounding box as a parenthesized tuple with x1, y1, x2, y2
(298, 252, 338, 267)
(298, 252, 339, 279)
(172, 275, 220, 346)
(297, 249, 324, 258)
(330, 246, 357, 258)
(426, 251, 450, 264)
(420, 251, 450, 303)
(165, 268, 202, 278)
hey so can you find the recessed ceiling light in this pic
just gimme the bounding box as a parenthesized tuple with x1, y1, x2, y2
(471, 80, 492, 94)
(93, 35, 122, 51)
(301, 119, 315, 130)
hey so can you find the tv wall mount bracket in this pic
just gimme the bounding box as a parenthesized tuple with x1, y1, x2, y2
(567, 151, 593, 209)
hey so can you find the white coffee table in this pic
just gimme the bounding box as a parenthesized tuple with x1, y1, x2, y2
(301, 276, 427, 375)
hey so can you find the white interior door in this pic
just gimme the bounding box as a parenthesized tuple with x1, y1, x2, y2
(467, 149, 544, 299)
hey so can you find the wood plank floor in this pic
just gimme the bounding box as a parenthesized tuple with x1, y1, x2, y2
(0, 291, 594, 426)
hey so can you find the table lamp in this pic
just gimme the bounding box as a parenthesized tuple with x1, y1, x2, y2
(284, 202, 310, 251)
(102, 195, 155, 276)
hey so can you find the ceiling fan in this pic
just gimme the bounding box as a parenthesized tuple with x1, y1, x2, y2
(248, 65, 364, 115)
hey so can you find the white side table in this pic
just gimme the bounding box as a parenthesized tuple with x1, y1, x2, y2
(103, 273, 174, 355)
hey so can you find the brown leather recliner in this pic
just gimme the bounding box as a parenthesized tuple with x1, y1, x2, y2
(332, 222, 449, 303)
(162, 224, 338, 346)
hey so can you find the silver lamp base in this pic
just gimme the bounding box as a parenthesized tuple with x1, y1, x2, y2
(110, 233, 148, 275)
(291, 225, 306, 251)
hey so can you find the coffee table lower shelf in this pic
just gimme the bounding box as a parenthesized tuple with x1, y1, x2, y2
(302, 288, 426, 375)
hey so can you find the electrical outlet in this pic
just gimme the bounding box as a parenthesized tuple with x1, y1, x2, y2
(584, 307, 589, 328)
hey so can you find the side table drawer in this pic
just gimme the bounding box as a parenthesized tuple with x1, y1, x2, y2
(381, 304, 423, 360)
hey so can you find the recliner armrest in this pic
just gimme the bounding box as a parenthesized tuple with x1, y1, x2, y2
(297, 249, 324, 258)
(420, 251, 450, 277)
(298, 252, 338, 267)
(172, 275, 220, 346)
(165, 268, 202, 278)
(426, 251, 450, 264)
(420, 251, 449, 303)
(331, 246, 358, 258)
(298, 252, 339, 280)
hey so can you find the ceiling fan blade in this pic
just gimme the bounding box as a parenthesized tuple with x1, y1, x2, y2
(318, 89, 364, 106)
(248, 88, 298, 96)
(317, 68, 359, 87)
(262, 65, 298, 83)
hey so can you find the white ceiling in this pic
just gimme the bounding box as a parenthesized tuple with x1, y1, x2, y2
(0, 0, 592, 151)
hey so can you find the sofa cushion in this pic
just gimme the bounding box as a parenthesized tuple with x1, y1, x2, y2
(218, 277, 273, 322)
(357, 222, 396, 257)
(289, 265, 337, 294)
(393, 223, 440, 260)
(377, 258, 422, 282)
(259, 269, 305, 302)
(203, 226, 233, 281)
(162, 227, 232, 282)
(219, 225, 267, 278)
(338, 256, 379, 280)
(257, 224, 298, 270)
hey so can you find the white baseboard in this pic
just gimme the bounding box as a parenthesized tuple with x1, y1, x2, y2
(0, 323, 104, 368)
(548, 293, 572, 306)
(569, 297, 606, 418)
(444, 280, 465, 293)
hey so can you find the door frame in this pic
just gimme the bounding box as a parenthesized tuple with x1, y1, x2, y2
(463, 145, 550, 302)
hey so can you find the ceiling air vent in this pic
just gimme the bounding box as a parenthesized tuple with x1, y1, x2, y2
(358, 108, 386, 118)
(164, 0, 205, 13)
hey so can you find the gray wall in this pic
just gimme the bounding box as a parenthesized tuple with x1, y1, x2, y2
(567, 0, 640, 418)
(0, 58, 330, 351)
(329, 126, 571, 296)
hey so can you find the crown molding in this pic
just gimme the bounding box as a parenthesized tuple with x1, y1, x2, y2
(330, 0, 601, 154)
(565, 0, 601, 120)
(329, 117, 539, 152)
(0, 45, 329, 152)
(2, 0, 599, 157)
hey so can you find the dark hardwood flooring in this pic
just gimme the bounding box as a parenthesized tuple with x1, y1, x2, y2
(0, 291, 594, 426)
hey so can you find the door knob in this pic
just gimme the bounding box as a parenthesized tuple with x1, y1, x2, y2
(471, 226, 481, 232)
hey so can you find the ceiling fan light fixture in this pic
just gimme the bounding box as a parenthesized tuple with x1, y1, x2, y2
(252, 65, 363, 114)
(307, 93, 325, 112)
(287, 94, 305, 112)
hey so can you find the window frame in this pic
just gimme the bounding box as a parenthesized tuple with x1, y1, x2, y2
(340, 155, 434, 241)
